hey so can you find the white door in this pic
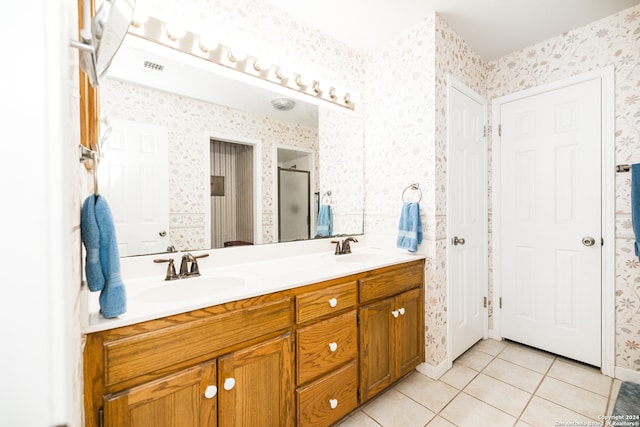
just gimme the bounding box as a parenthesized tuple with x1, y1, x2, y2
(499, 79, 601, 366)
(448, 80, 488, 360)
(99, 119, 170, 256)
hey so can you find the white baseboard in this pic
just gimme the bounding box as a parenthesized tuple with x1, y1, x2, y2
(487, 329, 502, 341)
(615, 366, 640, 383)
(416, 360, 451, 380)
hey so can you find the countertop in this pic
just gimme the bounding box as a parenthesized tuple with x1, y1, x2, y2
(81, 241, 426, 334)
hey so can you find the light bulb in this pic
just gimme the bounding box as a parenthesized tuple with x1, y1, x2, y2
(228, 45, 248, 62)
(333, 86, 346, 100)
(166, 20, 187, 40)
(276, 65, 292, 80)
(253, 57, 272, 72)
(345, 90, 361, 104)
(318, 79, 333, 95)
(199, 31, 219, 53)
(295, 72, 314, 87)
(131, 0, 151, 27)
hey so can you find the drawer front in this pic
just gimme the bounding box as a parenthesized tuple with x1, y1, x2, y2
(359, 263, 423, 303)
(296, 311, 357, 384)
(296, 281, 357, 324)
(296, 361, 358, 427)
(104, 297, 291, 388)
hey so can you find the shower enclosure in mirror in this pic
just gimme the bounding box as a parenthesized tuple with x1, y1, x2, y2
(99, 28, 364, 256)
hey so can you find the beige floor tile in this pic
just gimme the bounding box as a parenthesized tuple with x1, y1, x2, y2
(548, 359, 612, 396)
(482, 357, 543, 393)
(455, 348, 495, 372)
(607, 398, 615, 416)
(464, 374, 532, 417)
(439, 393, 516, 427)
(362, 389, 435, 427)
(395, 371, 459, 413)
(497, 343, 554, 374)
(427, 416, 457, 427)
(335, 410, 380, 427)
(515, 421, 534, 427)
(440, 363, 479, 389)
(521, 396, 594, 426)
(611, 379, 622, 399)
(472, 339, 508, 356)
(535, 377, 608, 419)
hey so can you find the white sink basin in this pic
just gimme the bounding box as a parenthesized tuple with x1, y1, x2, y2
(135, 276, 245, 303)
(333, 253, 391, 264)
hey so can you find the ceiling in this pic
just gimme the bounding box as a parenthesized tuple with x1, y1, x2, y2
(262, 0, 640, 60)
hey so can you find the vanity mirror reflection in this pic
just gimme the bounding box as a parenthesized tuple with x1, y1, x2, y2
(97, 25, 365, 257)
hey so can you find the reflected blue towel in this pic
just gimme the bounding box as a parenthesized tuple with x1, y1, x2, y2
(81, 195, 127, 318)
(317, 204, 333, 237)
(81, 196, 104, 291)
(397, 202, 422, 252)
(632, 164, 640, 260)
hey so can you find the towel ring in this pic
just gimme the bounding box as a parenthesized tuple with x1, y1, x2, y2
(321, 190, 332, 204)
(402, 183, 422, 203)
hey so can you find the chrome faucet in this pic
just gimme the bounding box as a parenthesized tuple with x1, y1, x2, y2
(154, 253, 209, 281)
(331, 237, 358, 255)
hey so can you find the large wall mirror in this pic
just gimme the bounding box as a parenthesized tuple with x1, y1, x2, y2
(98, 30, 364, 257)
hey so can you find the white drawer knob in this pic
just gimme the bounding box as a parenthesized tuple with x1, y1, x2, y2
(328, 298, 337, 308)
(329, 398, 338, 409)
(329, 342, 338, 352)
(204, 385, 217, 398)
(399, 307, 405, 315)
(223, 378, 236, 391)
(392, 310, 399, 318)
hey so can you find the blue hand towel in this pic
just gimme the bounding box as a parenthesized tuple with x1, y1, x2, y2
(632, 164, 640, 259)
(81, 196, 105, 291)
(81, 195, 127, 319)
(397, 202, 422, 252)
(317, 204, 333, 237)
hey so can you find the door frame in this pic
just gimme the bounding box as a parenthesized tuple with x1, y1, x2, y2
(203, 131, 263, 249)
(491, 66, 615, 376)
(446, 74, 489, 369)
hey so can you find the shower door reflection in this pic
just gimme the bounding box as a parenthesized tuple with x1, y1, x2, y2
(278, 168, 310, 242)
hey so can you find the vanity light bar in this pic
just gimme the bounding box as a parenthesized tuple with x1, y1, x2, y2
(127, 16, 358, 111)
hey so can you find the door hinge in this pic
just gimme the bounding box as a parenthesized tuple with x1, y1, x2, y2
(601, 237, 604, 246)
(498, 124, 502, 137)
(499, 297, 503, 309)
(483, 125, 487, 138)
(483, 297, 487, 308)
(98, 408, 104, 427)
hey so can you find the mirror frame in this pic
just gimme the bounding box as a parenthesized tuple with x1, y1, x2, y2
(78, 0, 100, 157)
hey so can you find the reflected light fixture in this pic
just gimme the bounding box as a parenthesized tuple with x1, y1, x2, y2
(271, 97, 295, 111)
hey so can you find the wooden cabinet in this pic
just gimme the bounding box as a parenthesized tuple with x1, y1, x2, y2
(359, 268, 424, 403)
(84, 260, 425, 427)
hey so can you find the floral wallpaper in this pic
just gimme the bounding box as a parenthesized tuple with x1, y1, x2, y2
(487, 4, 640, 372)
(101, 78, 318, 249)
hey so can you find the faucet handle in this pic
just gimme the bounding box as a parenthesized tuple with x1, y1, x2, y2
(330, 240, 342, 255)
(153, 258, 179, 281)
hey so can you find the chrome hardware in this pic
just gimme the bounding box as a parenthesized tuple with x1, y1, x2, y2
(159, 230, 167, 237)
(582, 236, 596, 247)
(451, 236, 466, 246)
(331, 237, 358, 255)
(166, 245, 177, 252)
(153, 258, 179, 281)
(179, 253, 210, 278)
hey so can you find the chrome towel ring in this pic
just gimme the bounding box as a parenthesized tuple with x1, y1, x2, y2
(402, 183, 422, 203)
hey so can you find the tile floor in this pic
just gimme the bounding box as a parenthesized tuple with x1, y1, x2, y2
(337, 339, 621, 427)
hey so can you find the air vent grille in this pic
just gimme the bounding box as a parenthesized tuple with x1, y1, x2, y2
(143, 60, 164, 72)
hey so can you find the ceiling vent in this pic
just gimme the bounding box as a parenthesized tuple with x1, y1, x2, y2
(143, 60, 165, 72)
(271, 97, 295, 111)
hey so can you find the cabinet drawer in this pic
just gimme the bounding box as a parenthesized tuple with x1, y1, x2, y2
(296, 360, 358, 427)
(103, 296, 291, 388)
(296, 311, 357, 384)
(359, 263, 423, 303)
(296, 281, 357, 324)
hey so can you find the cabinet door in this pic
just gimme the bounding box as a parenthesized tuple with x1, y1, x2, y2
(359, 298, 394, 402)
(218, 333, 295, 427)
(103, 360, 217, 427)
(394, 288, 423, 378)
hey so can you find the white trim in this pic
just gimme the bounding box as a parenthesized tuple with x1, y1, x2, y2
(415, 360, 451, 380)
(615, 366, 640, 383)
(203, 131, 263, 247)
(273, 144, 316, 241)
(446, 74, 489, 367)
(491, 66, 615, 377)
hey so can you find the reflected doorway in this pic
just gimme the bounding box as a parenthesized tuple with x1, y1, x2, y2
(210, 139, 254, 248)
(277, 147, 313, 242)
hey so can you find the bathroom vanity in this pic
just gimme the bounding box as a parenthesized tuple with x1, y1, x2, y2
(82, 249, 424, 427)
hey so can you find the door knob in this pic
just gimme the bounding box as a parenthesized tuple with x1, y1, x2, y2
(204, 385, 217, 399)
(582, 236, 596, 247)
(223, 378, 236, 391)
(328, 342, 338, 352)
(328, 298, 337, 308)
(452, 236, 465, 246)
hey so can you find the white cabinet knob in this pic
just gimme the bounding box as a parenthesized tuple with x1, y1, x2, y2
(399, 307, 406, 315)
(392, 310, 399, 318)
(329, 398, 338, 409)
(328, 342, 338, 352)
(223, 378, 236, 391)
(328, 298, 337, 308)
(204, 385, 217, 399)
